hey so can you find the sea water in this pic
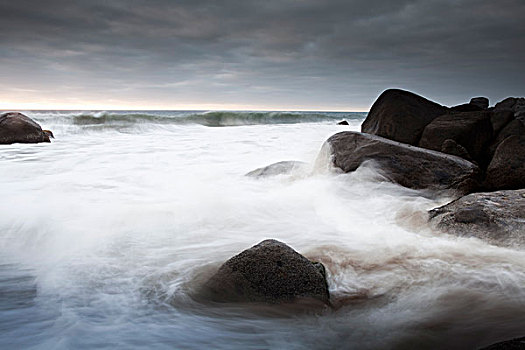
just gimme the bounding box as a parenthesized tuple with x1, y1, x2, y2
(1, 111, 524, 349)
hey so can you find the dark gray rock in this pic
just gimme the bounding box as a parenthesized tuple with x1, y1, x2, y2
(0, 112, 54, 144)
(470, 97, 489, 109)
(485, 135, 525, 190)
(203, 239, 330, 305)
(327, 131, 480, 195)
(245, 161, 308, 177)
(361, 89, 448, 145)
(429, 189, 525, 249)
(337, 120, 349, 125)
(418, 111, 493, 166)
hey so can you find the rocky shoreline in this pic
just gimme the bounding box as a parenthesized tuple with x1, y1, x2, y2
(2, 90, 524, 348)
(239, 89, 523, 348)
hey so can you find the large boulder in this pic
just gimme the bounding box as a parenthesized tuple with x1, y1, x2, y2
(485, 135, 525, 190)
(361, 89, 448, 145)
(429, 189, 525, 249)
(245, 161, 308, 178)
(418, 111, 494, 166)
(203, 239, 330, 305)
(326, 131, 480, 195)
(0, 112, 53, 144)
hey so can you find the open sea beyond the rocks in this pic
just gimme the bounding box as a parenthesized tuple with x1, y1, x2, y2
(1, 110, 524, 349)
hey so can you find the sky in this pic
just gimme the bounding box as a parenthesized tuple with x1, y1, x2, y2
(0, 0, 524, 111)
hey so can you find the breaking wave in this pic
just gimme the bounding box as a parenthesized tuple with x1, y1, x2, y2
(28, 110, 366, 128)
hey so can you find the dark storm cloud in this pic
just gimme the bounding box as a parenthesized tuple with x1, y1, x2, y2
(1, 0, 524, 109)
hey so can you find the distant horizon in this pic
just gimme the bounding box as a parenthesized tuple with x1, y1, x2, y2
(0, 106, 369, 113)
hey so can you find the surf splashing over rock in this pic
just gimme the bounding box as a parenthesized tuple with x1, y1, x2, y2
(0, 111, 524, 349)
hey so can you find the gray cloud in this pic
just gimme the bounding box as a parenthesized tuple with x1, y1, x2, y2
(0, 0, 524, 109)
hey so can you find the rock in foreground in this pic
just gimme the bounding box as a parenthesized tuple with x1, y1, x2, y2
(327, 131, 480, 195)
(429, 189, 525, 249)
(0, 112, 54, 144)
(203, 239, 330, 305)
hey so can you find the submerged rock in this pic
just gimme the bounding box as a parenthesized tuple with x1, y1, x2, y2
(203, 239, 330, 305)
(327, 131, 480, 195)
(429, 189, 525, 249)
(0, 112, 54, 145)
(245, 161, 308, 178)
(361, 89, 448, 145)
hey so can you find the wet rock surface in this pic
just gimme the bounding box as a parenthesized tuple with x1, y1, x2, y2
(327, 131, 480, 195)
(203, 239, 330, 305)
(429, 189, 525, 248)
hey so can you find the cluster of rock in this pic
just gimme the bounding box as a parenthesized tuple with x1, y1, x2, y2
(229, 90, 523, 309)
(326, 88, 524, 250)
(360, 89, 524, 191)
(0, 112, 54, 144)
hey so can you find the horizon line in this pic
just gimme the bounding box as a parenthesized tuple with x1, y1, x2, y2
(0, 107, 369, 113)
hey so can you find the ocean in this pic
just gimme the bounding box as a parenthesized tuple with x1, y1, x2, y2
(1, 110, 524, 349)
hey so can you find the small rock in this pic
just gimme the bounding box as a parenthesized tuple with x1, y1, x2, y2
(337, 120, 349, 125)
